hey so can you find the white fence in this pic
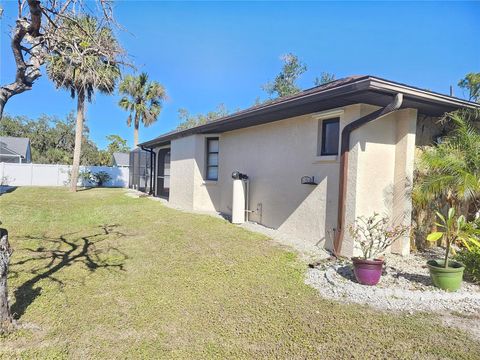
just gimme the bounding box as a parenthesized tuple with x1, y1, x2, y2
(0, 162, 129, 188)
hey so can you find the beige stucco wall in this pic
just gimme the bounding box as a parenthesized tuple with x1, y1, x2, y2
(215, 106, 365, 252)
(192, 134, 221, 212)
(169, 136, 196, 210)
(169, 134, 221, 212)
(166, 103, 418, 256)
(341, 106, 417, 257)
(392, 109, 417, 255)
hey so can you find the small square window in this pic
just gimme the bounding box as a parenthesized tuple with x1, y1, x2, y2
(319, 118, 340, 156)
(206, 137, 219, 180)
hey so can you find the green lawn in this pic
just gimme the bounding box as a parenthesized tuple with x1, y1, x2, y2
(0, 187, 478, 359)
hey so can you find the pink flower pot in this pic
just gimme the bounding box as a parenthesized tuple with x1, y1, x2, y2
(352, 257, 384, 286)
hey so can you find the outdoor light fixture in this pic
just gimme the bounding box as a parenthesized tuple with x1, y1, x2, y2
(301, 176, 318, 185)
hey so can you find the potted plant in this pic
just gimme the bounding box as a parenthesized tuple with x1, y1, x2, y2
(426, 208, 480, 291)
(349, 214, 409, 286)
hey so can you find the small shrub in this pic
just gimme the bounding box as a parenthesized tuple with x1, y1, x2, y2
(427, 208, 480, 268)
(348, 213, 409, 260)
(78, 169, 93, 187)
(455, 249, 480, 284)
(0, 175, 11, 186)
(65, 169, 92, 187)
(91, 171, 111, 187)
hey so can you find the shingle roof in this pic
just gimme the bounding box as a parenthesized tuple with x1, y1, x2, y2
(112, 152, 130, 167)
(0, 136, 30, 157)
(139, 75, 480, 148)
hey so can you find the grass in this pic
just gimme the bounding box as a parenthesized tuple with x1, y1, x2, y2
(0, 187, 479, 359)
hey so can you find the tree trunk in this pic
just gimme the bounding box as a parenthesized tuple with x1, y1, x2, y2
(0, 93, 6, 120)
(0, 82, 32, 122)
(0, 5, 44, 122)
(133, 114, 139, 147)
(0, 228, 13, 333)
(70, 90, 85, 192)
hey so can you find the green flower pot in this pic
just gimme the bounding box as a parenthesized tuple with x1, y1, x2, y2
(427, 259, 465, 292)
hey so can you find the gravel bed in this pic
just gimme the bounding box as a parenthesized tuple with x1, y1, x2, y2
(305, 249, 480, 315)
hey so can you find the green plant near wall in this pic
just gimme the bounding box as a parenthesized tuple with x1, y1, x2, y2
(348, 213, 409, 260)
(427, 208, 480, 268)
(455, 248, 480, 284)
(78, 169, 93, 187)
(91, 171, 112, 187)
(412, 108, 480, 249)
(416, 109, 480, 214)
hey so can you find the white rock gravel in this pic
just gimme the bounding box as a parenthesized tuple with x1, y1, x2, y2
(305, 249, 480, 315)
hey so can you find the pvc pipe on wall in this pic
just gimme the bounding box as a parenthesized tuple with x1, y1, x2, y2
(232, 179, 246, 224)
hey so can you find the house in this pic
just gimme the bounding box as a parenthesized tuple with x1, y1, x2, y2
(138, 76, 479, 257)
(0, 136, 32, 163)
(112, 152, 130, 167)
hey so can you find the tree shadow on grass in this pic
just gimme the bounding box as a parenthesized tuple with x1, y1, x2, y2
(76, 187, 96, 192)
(9, 224, 128, 320)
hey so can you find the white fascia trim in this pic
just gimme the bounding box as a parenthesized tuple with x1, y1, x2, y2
(311, 108, 344, 120)
(369, 79, 480, 108)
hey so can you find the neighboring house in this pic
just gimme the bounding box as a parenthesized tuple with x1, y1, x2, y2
(112, 152, 130, 167)
(0, 136, 32, 163)
(138, 76, 479, 257)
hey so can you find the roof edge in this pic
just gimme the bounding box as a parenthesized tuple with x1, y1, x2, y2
(368, 77, 479, 108)
(140, 76, 371, 147)
(139, 76, 479, 148)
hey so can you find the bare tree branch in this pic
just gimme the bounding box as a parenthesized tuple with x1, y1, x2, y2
(0, 0, 123, 119)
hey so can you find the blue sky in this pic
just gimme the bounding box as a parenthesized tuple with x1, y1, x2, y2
(1, 1, 479, 149)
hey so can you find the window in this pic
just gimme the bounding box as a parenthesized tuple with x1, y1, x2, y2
(206, 137, 219, 180)
(319, 118, 340, 156)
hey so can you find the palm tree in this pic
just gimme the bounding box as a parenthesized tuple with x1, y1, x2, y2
(46, 16, 121, 192)
(412, 109, 480, 250)
(415, 109, 480, 217)
(118, 73, 166, 147)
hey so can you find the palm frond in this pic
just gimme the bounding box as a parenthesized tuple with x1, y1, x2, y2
(117, 73, 166, 128)
(46, 15, 122, 99)
(417, 108, 480, 218)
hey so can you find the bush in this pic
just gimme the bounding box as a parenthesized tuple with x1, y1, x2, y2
(78, 169, 93, 187)
(91, 171, 111, 187)
(455, 249, 480, 284)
